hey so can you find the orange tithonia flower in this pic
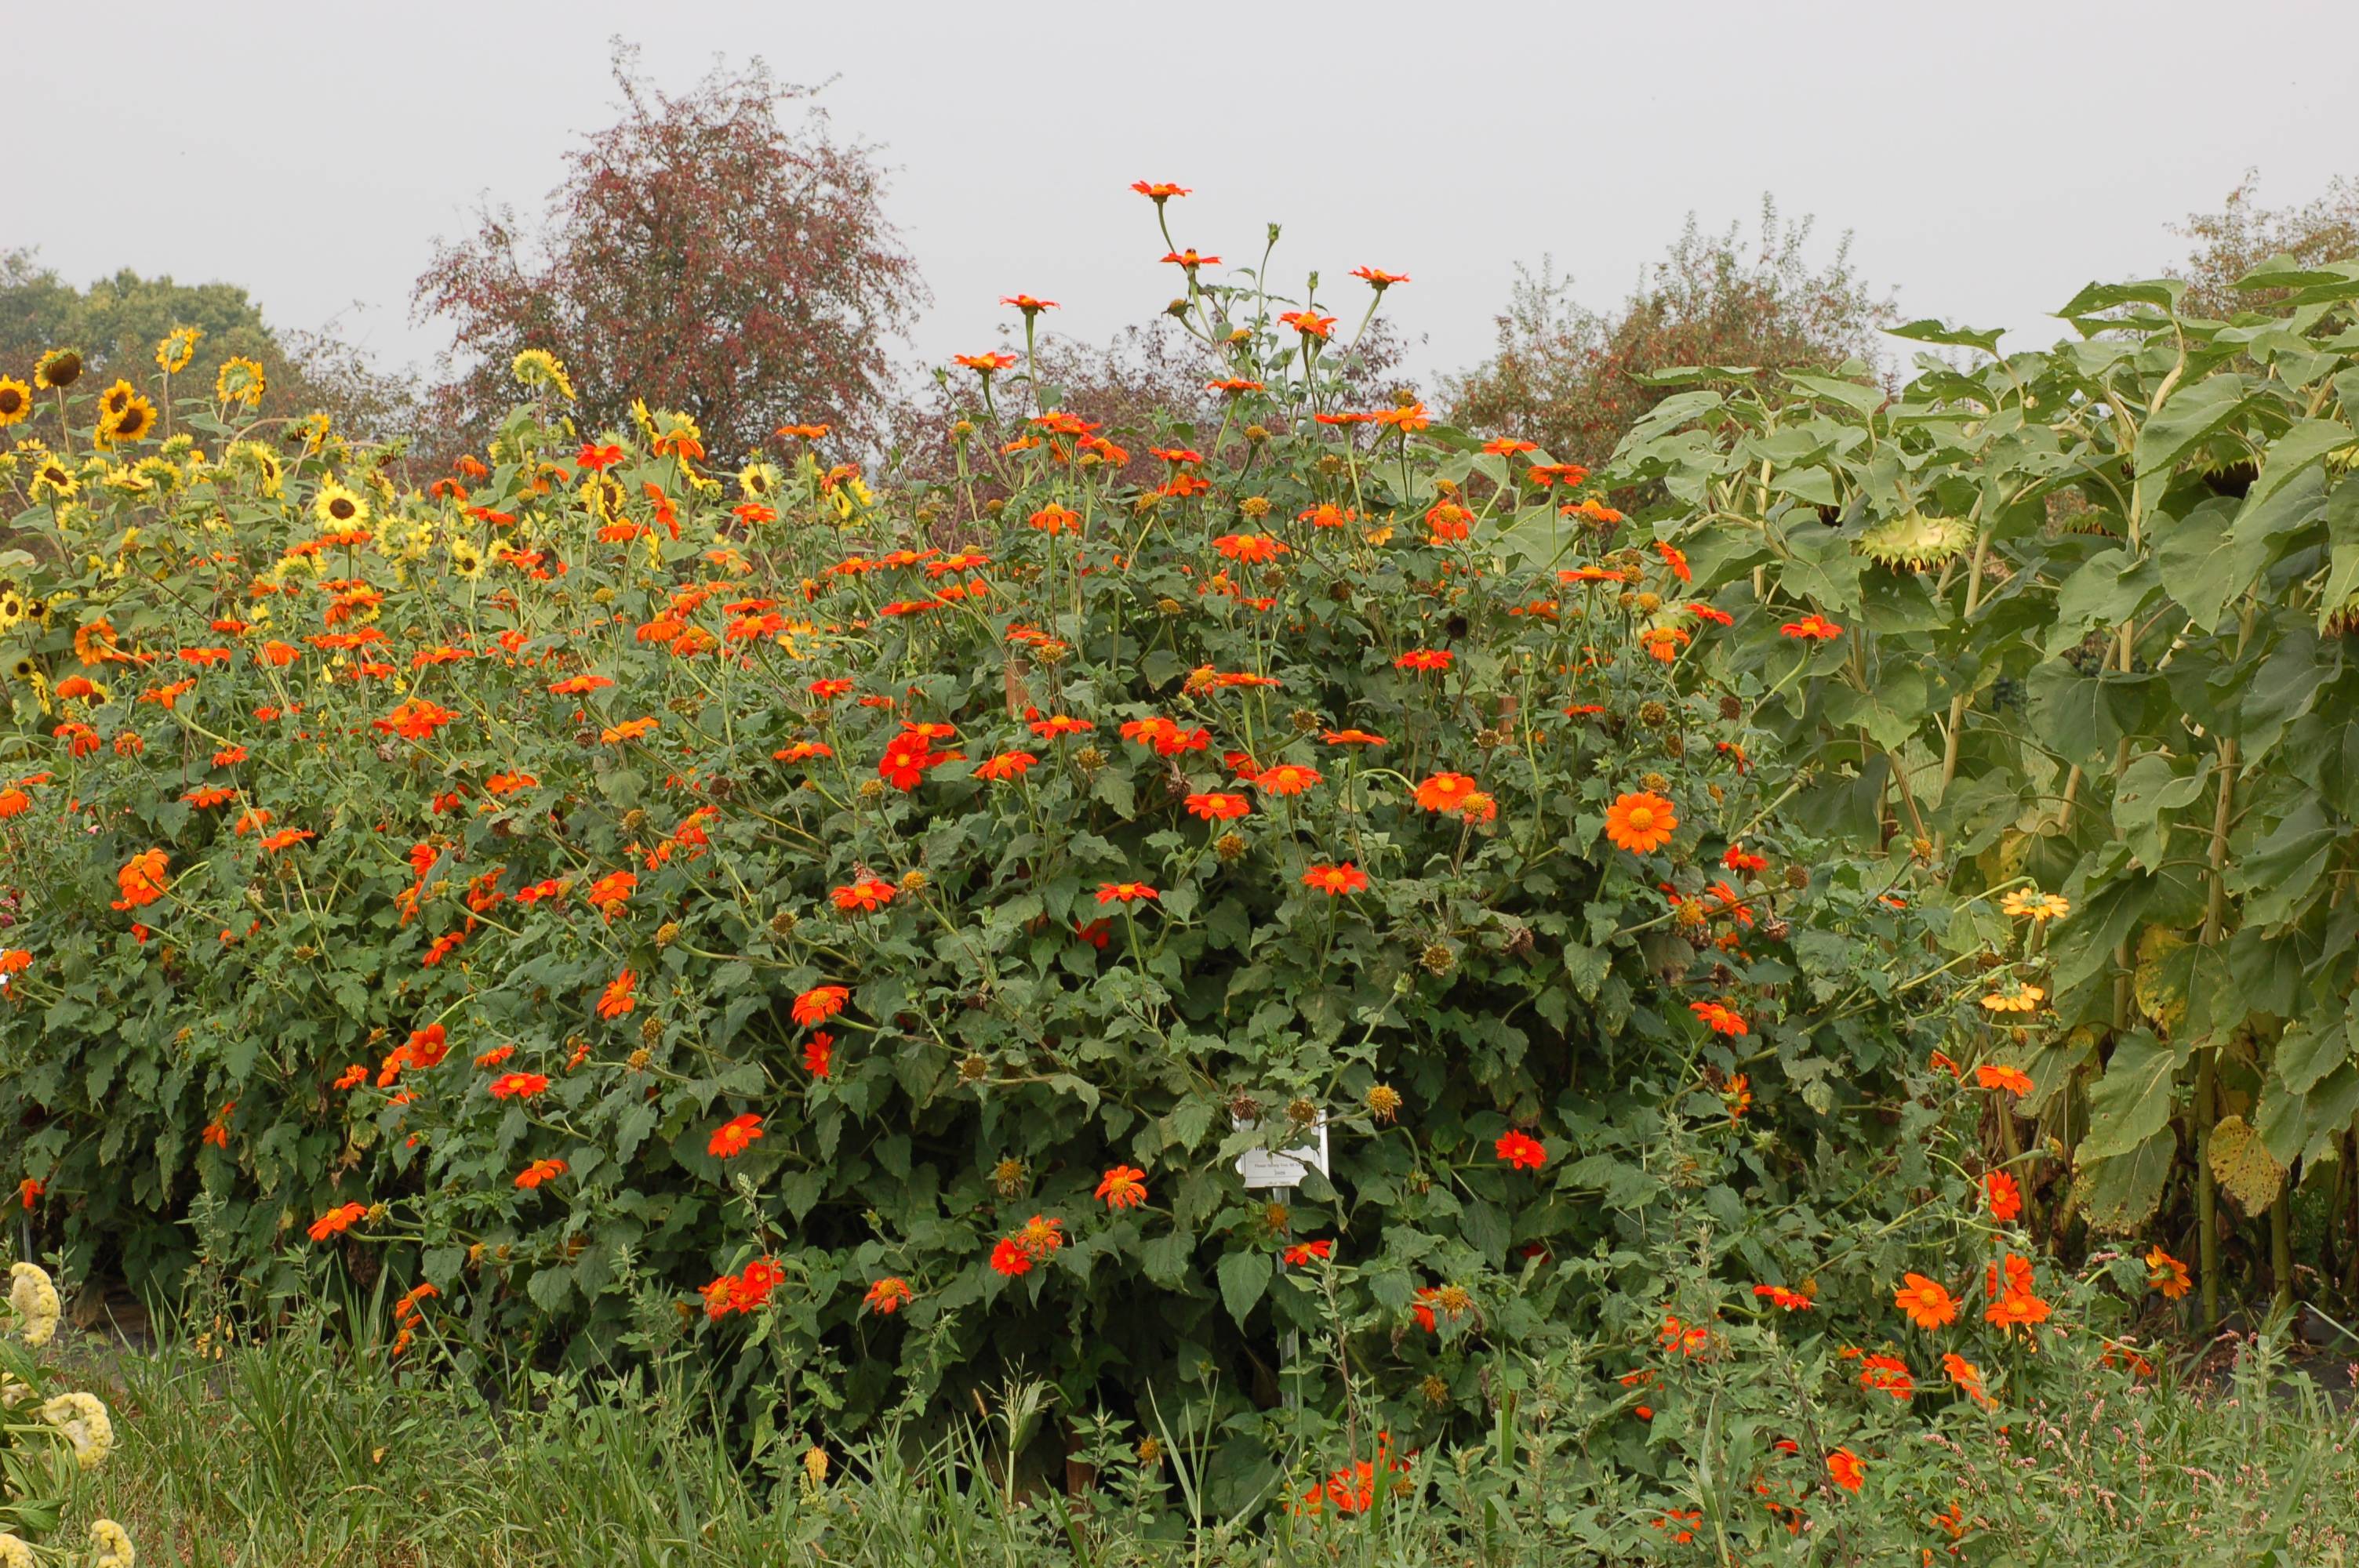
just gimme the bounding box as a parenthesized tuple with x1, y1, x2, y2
(792, 984, 850, 1027)
(597, 970, 638, 1018)
(1780, 614, 1843, 641)
(1895, 1273, 1960, 1330)
(831, 877, 897, 913)
(1302, 862, 1370, 896)
(1944, 1352, 1994, 1408)
(489, 1072, 550, 1100)
(2146, 1245, 2191, 1300)
(1096, 1165, 1149, 1209)
(1688, 1000, 1747, 1036)
(514, 1158, 569, 1190)
(1495, 1131, 1547, 1170)
(1603, 792, 1678, 854)
(709, 1112, 765, 1158)
(1983, 1171, 2023, 1221)
(1185, 791, 1252, 822)
(112, 848, 170, 910)
(1407, 774, 1474, 815)
(972, 751, 1038, 782)
(1253, 763, 1321, 797)
(1827, 1448, 1865, 1494)
(1096, 880, 1158, 905)
(863, 1276, 914, 1314)
(307, 1202, 368, 1243)
(1976, 1063, 2034, 1095)
(1752, 1283, 1812, 1312)
(989, 1237, 1033, 1276)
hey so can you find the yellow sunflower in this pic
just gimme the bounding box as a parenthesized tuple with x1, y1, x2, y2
(156, 325, 203, 375)
(214, 356, 266, 408)
(0, 377, 30, 427)
(511, 349, 576, 401)
(228, 441, 285, 498)
(94, 385, 158, 448)
(29, 460, 78, 503)
(312, 480, 370, 529)
(32, 349, 82, 390)
(446, 538, 487, 580)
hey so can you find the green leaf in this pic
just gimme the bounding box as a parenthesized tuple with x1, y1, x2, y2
(2133, 376, 2249, 481)
(2243, 419, 2354, 514)
(1216, 1249, 1270, 1325)
(1883, 319, 2005, 355)
(2079, 1030, 2179, 1160)
(2081, 1126, 2175, 1233)
(2282, 1012, 2359, 1095)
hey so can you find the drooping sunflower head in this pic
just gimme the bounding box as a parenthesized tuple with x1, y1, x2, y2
(227, 440, 285, 498)
(312, 480, 370, 529)
(33, 349, 82, 390)
(156, 325, 203, 375)
(214, 355, 266, 408)
(737, 462, 781, 499)
(1856, 511, 1974, 572)
(511, 348, 576, 401)
(0, 377, 29, 427)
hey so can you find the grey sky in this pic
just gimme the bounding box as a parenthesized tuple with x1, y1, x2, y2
(5, 0, 2355, 411)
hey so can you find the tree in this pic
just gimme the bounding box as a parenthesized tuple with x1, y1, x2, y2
(1445, 199, 1893, 463)
(414, 44, 925, 465)
(2167, 170, 2359, 318)
(0, 249, 419, 445)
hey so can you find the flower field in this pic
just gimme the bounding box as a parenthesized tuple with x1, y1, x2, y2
(4, 187, 2359, 1562)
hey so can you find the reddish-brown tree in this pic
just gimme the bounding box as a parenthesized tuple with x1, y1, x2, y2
(413, 45, 925, 464)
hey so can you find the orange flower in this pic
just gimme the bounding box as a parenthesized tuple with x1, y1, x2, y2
(863, 1276, 914, 1314)
(307, 1202, 368, 1243)
(1395, 648, 1452, 672)
(1321, 728, 1386, 746)
(831, 877, 897, 913)
(1943, 1352, 1993, 1408)
(375, 698, 460, 740)
(1409, 772, 1478, 813)
(2146, 1245, 2191, 1301)
(1603, 792, 1677, 854)
(989, 1237, 1033, 1276)
(1096, 1165, 1148, 1209)
(1278, 310, 1336, 339)
(954, 351, 1019, 374)
(1096, 881, 1158, 905)
(550, 673, 616, 696)
(1779, 614, 1842, 641)
(1253, 763, 1321, 797)
(1184, 792, 1252, 822)
(1212, 533, 1289, 564)
(597, 970, 638, 1018)
(111, 848, 170, 910)
(258, 827, 315, 852)
(1895, 1273, 1959, 1330)
(1976, 1063, 2034, 1095)
(1983, 1171, 2023, 1221)
(1495, 1130, 1547, 1170)
(489, 1072, 549, 1100)
(1827, 1447, 1865, 1494)
(709, 1112, 765, 1158)
(1130, 180, 1190, 203)
(1688, 1000, 1747, 1036)
(1752, 1283, 1812, 1312)
(1301, 862, 1369, 896)
(804, 1030, 834, 1077)
(1857, 1352, 1915, 1400)
(791, 984, 849, 1027)
(1000, 294, 1058, 315)
(1350, 265, 1410, 289)
(602, 717, 660, 743)
(1284, 1239, 1335, 1265)
(515, 1158, 569, 1189)
(972, 751, 1038, 782)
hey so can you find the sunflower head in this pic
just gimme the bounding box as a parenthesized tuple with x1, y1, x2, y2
(215, 355, 267, 408)
(312, 480, 370, 529)
(33, 350, 82, 390)
(95, 386, 158, 448)
(0, 377, 30, 426)
(511, 349, 577, 401)
(1856, 511, 1974, 572)
(156, 326, 203, 375)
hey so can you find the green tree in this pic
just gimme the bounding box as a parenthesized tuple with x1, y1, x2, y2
(2167, 170, 2359, 318)
(1445, 198, 1893, 462)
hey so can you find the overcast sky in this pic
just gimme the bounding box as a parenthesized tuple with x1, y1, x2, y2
(5, 0, 2354, 401)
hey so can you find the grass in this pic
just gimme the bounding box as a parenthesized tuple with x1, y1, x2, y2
(34, 1316, 2359, 1566)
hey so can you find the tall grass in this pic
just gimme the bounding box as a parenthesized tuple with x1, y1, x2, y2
(52, 1321, 2359, 1566)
